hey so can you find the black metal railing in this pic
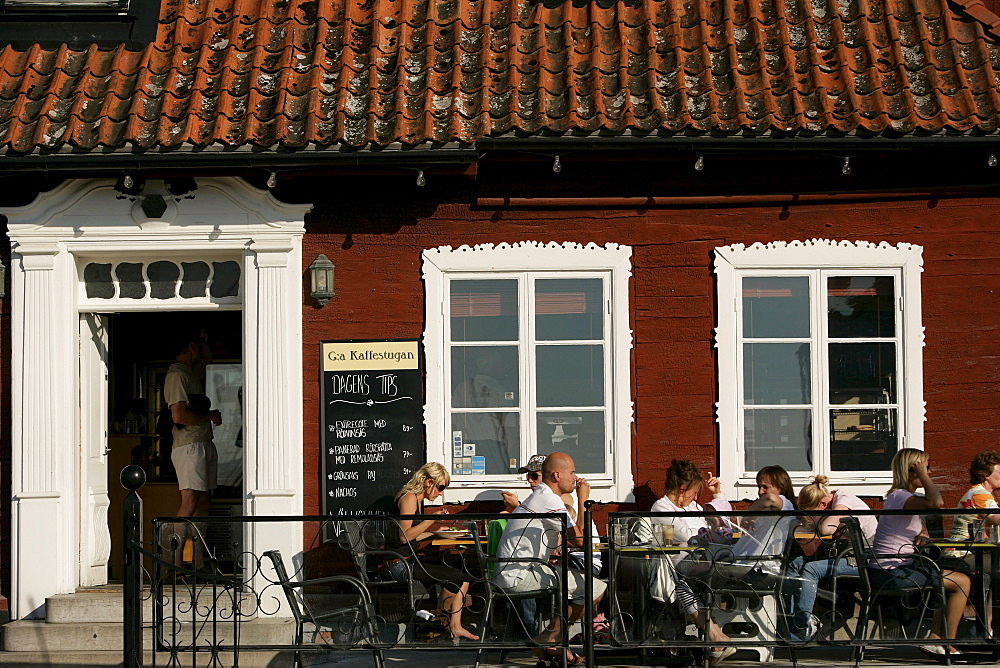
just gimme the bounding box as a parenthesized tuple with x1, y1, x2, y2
(122, 468, 1000, 667)
(588, 503, 1000, 667)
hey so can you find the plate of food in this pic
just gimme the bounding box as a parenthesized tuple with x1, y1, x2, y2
(433, 529, 470, 539)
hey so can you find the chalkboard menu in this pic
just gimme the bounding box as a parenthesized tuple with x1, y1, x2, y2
(321, 339, 424, 516)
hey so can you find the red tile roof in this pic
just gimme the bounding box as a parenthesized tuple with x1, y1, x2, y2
(1, 0, 1000, 153)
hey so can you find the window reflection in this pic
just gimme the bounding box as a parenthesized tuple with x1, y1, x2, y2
(829, 342, 896, 404)
(743, 276, 810, 338)
(828, 276, 895, 338)
(830, 408, 897, 470)
(744, 408, 812, 471)
(450, 279, 518, 342)
(743, 343, 811, 405)
(536, 412, 605, 475)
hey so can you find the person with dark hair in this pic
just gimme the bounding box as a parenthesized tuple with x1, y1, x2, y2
(951, 449, 1000, 542)
(651, 459, 730, 542)
(648, 459, 735, 664)
(943, 449, 1000, 609)
(755, 465, 796, 510)
(165, 330, 222, 520)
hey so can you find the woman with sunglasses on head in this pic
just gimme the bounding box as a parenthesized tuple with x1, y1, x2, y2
(388, 462, 480, 641)
(873, 448, 970, 659)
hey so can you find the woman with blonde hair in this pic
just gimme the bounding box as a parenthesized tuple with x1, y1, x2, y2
(387, 463, 480, 641)
(872, 448, 970, 659)
(784, 475, 875, 640)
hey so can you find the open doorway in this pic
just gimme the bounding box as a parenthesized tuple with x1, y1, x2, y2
(105, 311, 243, 581)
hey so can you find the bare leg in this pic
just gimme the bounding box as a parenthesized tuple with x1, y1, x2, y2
(926, 570, 971, 653)
(441, 582, 479, 640)
(176, 489, 200, 517)
(690, 607, 732, 662)
(532, 596, 604, 661)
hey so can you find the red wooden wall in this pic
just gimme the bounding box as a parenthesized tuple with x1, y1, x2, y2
(300, 189, 1000, 517)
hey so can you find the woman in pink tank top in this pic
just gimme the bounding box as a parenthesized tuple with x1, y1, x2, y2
(870, 448, 970, 658)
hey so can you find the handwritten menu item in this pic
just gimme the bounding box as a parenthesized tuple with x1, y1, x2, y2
(321, 339, 424, 516)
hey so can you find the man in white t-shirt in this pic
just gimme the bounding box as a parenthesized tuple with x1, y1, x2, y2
(164, 330, 222, 519)
(494, 452, 606, 660)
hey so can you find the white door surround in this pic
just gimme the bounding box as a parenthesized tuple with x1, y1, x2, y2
(4, 177, 310, 619)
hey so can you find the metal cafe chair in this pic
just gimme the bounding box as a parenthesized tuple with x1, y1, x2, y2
(841, 516, 949, 668)
(471, 519, 561, 668)
(702, 515, 802, 663)
(263, 549, 379, 668)
(335, 518, 435, 644)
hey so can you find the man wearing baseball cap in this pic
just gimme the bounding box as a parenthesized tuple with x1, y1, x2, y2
(517, 454, 547, 476)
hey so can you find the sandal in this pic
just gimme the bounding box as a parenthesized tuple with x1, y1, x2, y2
(542, 648, 584, 665)
(708, 646, 737, 666)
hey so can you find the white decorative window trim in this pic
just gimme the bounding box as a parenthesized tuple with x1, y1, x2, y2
(423, 242, 635, 503)
(714, 239, 924, 500)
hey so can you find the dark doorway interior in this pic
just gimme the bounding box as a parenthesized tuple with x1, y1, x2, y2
(106, 311, 243, 580)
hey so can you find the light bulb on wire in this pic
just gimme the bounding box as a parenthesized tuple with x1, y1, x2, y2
(416, 170, 426, 187)
(267, 171, 277, 188)
(841, 157, 851, 175)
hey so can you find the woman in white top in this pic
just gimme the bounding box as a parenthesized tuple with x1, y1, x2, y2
(650, 459, 735, 665)
(784, 475, 875, 640)
(871, 448, 970, 658)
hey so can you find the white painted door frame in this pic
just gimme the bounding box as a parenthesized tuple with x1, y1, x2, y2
(79, 313, 111, 587)
(4, 177, 310, 619)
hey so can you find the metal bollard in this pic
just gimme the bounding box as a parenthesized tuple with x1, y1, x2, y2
(122, 465, 146, 668)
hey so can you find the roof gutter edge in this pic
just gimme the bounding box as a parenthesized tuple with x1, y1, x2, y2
(0, 147, 481, 172)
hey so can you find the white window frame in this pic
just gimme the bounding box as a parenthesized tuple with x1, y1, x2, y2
(423, 242, 634, 503)
(714, 240, 924, 500)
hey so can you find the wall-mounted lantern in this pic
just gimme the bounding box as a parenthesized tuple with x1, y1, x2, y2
(309, 254, 335, 306)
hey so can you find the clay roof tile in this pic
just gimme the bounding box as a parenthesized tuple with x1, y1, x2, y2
(0, 0, 999, 151)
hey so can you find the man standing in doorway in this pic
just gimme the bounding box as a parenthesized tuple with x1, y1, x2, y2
(165, 329, 222, 520)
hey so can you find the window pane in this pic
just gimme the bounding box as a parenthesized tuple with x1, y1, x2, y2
(115, 262, 145, 299)
(830, 408, 897, 471)
(84, 263, 114, 299)
(535, 278, 603, 341)
(451, 412, 520, 475)
(148, 260, 179, 299)
(536, 412, 605, 475)
(180, 261, 209, 298)
(450, 279, 518, 342)
(829, 343, 896, 404)
(451, 346, 519, 408)
(743, 276, 810, 338)
(828, 276, 895, 338)
(744, 408, 812, 471)
(211, 261, 241, 298)
(743, 343, 810, 405)
(536, 345, 604, 407)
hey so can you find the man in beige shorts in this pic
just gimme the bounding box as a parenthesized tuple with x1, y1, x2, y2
(165, 330, 223, 519)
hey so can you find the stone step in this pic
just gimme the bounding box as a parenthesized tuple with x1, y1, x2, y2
(0, 650, 301, 667)
(46, 586, 257, 624)
(1, 617, 294, 653)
